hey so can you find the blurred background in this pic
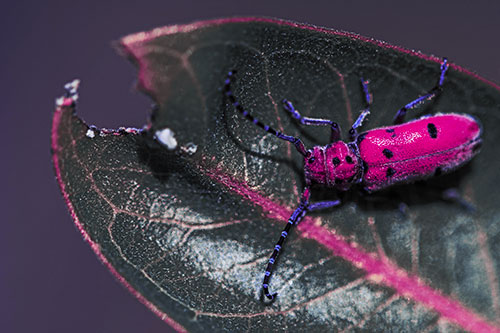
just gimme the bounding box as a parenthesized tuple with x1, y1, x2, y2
(2, 1, 499, 332)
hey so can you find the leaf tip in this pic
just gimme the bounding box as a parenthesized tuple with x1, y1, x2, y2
(55, 78, 80, 108)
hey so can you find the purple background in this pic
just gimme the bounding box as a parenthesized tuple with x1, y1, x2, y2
(2, 1, 499, 332)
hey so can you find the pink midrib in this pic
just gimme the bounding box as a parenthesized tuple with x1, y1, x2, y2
(201, 165, 500, 333)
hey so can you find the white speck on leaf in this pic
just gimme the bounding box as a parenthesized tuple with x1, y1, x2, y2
(86, 129, 95, 138)
(55, 96, 65, 106)
(155, 128, 178, 150)
(64, 79, 80, 94)
(181, 142, 198, 155)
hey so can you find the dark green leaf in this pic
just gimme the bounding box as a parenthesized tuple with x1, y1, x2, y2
(52, 18, 500, 331)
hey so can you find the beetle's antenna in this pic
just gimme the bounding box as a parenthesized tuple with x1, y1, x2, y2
(224, 71, 307, 156)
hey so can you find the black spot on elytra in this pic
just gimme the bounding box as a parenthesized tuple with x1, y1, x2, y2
(346, 156, 353, 164)
(435, 167, 442, 176)
(386, 128, 396, 138)
(427, 123, 438, 138)
(332, 157, 340, 166)
(386, 168, 395, 177)
(382, 148, 393, 159)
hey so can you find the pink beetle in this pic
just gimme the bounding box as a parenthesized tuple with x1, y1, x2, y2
(304, 113, 481, 192)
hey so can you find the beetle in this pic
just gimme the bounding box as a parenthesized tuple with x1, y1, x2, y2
(223, 58, 482, 301)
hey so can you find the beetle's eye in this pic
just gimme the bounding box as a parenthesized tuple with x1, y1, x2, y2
(308, 157, 316, 164)
(332, 157, 340, 166)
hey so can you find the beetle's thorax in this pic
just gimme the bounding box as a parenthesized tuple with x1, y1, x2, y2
(304, 142, 362, 190)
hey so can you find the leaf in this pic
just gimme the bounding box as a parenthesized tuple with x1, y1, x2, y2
(52, 18, 500, 332)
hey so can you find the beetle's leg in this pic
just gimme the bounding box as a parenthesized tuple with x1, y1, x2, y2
(442, 188, 476, 212)
(225, 71, 307, 156)
(349, 78, 372, 141)
(262, 189, 341, 302)
(282, 99, 342, 142)
(393, 58, 449, 124)
(308, 199, 341, 211)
